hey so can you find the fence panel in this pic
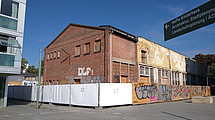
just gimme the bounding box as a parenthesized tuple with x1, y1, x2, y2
(100, 83, 133, 107)
(52, 85, 70, 104)
(71, 84, 98, 106)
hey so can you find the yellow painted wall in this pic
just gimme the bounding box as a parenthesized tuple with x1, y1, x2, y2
(154, 44, 170, 68)
(170, 50, 186, 72)
(137, 37, 186, 72)
(137, 37, 155, 65)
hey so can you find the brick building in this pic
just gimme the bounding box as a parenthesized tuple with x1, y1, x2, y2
(44, 23, 137, 85)
(44, 23, 208, 86)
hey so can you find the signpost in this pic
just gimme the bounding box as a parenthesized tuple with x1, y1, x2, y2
(164, 0, 215, 41)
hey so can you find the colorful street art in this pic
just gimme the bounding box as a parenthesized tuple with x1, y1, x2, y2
(132, 82, 211, 104)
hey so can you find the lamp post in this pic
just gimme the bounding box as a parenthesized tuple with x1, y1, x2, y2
(36, 49, 42, 109)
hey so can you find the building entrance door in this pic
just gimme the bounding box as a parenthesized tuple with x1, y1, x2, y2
(0, 76, 6, 107)
(121, 76, 127, 83)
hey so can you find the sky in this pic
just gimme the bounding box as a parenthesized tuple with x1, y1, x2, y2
(23, 0, 215, 67)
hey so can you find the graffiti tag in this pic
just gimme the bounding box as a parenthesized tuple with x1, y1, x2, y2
(78, 67, 93, 76)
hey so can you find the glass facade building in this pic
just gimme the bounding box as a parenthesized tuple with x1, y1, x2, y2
(0, 0, 26, 107)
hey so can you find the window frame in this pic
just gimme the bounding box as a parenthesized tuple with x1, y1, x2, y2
(94, 40, 101, 53)
(84, 42, 90, 55)
(47, 53, 49, 61)
(50, 52, 53, 60)
(141, 50, 147, 64)
(57, 50, 60, 59)
(54, 51, 56, 59)
(75, 45, 81, 57)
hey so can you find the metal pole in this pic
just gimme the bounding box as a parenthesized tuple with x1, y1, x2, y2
(36, 49, 42, 109)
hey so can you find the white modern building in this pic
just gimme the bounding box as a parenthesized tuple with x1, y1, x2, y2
(0, 0, 26, 107)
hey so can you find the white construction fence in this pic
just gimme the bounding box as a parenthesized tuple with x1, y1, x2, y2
(8, 83, 132, 107)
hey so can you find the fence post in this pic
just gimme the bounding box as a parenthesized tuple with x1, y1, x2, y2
(96, 79, 102, 109)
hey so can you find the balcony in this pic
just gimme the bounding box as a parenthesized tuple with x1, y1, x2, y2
(0, 15, 17, 31)
(0, 37, 21, 67)
(0, 54, 15, 67)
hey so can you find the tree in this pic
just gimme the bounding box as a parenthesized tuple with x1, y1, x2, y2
(209, 63, 215, 80)
(193, 54, 215, 66)
(21, 58, 28, 73)
(193, 54, 215, 85)
(26, 65, 39, 74)
(41, 60, 44, 75)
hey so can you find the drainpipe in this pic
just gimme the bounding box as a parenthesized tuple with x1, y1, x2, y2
(110, 31, 113, 83)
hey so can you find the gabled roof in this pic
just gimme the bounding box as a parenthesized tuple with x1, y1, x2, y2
(46, 23, 138, 49)
(46, 23, 106, 49)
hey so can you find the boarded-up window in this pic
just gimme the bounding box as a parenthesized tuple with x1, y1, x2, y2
(94, 40, 101, 52)
(75, 45, 81, 56)
(129, 65, 135, 82)
(141, 50, 147, 64)
(47, 53, 49, 61)
(150, 68, 154, 84)
(121, 63, 128, 74)
(49, 80, 52, 85)
(113, 62, 120, 83)
(57, 50, 60, 59)
(84, 42, 90, 54)
(54, 51, 56, 59)
(50, 52, 53, 60)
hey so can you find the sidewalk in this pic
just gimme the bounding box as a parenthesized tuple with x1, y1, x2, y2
(0, 97, 215, 120)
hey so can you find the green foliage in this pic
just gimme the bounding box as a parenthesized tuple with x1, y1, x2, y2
(21, 58, 44, 74)
(193, 54, 215, 66)
(209, 63, 215, 80)
(21, 58, 28, 73)
(26, 65, 39, 74)
(193, 54, 215, 81)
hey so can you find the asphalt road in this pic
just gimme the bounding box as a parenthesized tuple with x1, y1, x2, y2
(0, 98, 215, 120)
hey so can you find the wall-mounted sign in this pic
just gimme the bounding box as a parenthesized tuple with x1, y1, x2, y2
(164, 0, 215, 41)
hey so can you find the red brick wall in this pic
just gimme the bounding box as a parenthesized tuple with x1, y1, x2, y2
(44, 25, 106, 84)
(44, 24, 137, 84)
(112, 34, 136, 62)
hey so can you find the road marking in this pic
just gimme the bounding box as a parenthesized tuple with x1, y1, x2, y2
(4, 115, 11, 117)
(111, 112, 123, 115)
(19, 113, 32, 116)
(40, 112, 47, 114)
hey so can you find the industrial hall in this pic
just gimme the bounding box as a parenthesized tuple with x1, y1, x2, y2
(43, 23, 208, 86)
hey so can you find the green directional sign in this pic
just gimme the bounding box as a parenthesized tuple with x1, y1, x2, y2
(164, 0, 215, 41)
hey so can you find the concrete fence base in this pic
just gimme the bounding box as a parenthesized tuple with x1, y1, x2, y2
(192, 97, 213, 104)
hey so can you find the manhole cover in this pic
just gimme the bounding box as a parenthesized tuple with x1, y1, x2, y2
(111, 112, 123, 115)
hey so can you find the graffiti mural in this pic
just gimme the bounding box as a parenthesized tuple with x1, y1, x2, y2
(132, 82, 211, 104)
(81, 75, 105, 84)
(133, 83, 158, 104)
(135, 85, 158, 102)
(158, 85, 172, 101)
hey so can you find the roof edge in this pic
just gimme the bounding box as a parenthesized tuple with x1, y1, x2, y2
(45, 23, 106, 49)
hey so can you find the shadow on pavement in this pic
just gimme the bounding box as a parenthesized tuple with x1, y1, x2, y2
(162, 111, 192, 120)
(7, 99, 33, 106)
